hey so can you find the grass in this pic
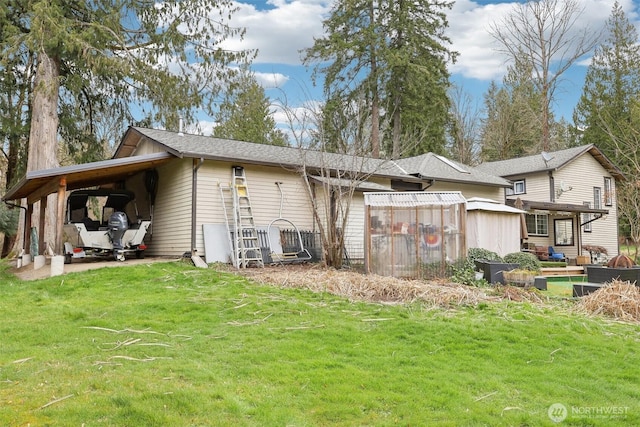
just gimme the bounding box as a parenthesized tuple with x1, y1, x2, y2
(545, 276, 588, 297)
(1, 260, 639, 426)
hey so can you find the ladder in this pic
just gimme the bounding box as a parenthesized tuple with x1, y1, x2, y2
(221, 167, 264, 268)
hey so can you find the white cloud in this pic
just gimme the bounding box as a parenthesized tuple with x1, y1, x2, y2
(254, 71, 290, 88)
(446, 0, 636, 82)
(223, 1, 330, 65)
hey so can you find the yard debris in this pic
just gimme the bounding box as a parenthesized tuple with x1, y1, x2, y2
(38, 394, 74, 410)
(239, 264, 498, 308)
(576, 280, 640, 322)
(491, 285, 546, 303)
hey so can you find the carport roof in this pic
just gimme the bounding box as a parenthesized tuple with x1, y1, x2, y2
(2, 152, 173, 203)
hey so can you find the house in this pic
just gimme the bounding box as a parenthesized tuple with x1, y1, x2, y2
(3, 126, 517, 266)
(475, 145, 625, 262)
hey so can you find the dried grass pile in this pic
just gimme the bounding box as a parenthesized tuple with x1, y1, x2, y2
(491, 285, 546, 303)
(577, 280, 640, 322)
(240, 265, 498, 308)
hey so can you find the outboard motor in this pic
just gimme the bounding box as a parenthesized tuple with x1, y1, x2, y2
(108, 211, 129, 260)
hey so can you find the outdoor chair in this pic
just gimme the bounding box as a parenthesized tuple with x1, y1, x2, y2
(548, 246, 566, 261)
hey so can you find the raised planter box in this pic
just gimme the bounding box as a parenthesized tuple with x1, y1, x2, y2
(475, 261, 519, 285)
(573, 283, 605, 297)
(534, 276, 547, 291)
(586, 266, 640, 285)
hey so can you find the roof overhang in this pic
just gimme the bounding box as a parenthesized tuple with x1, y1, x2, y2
(3, 152, 174, 204)
(508, 199, 609, 215)
(308, 175, 394, 192)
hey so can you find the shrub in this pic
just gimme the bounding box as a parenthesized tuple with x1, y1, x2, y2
(449, 258, 488, 287)
(0, 203, 19, 237)
(467, 247, 503, 263)
(504, 251, 541, 272)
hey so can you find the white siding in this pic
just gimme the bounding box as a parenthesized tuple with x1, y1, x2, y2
(344, 192, 366, 260)
(133, 139, 165, 156)
(505, 172, 551, 203)
(146, 159, 193, 256)
(505, 154, 619, 259)
(551, 155, 618, 258)
(194, 162, 315, 256)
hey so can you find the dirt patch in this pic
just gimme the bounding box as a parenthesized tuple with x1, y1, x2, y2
(8, 256, 178, 281)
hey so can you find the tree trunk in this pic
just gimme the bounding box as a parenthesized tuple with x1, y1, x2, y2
(368, 1, 380, 159)
(27, 51, 61, 254)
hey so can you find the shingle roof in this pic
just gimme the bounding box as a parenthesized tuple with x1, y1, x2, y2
(474, 144, 624, 180)
(395, 153, 511, 187)
(123, 127, 512, 187)
(122, 127, 407, 178)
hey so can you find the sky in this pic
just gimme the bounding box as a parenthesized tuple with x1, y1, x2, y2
(202, 0, 640, 136)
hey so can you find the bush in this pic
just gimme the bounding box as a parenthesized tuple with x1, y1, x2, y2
(467, 247, 503, 263)
(449, 258, 488, 287)
(0, 203, 19, 237)
(504, 251, 541, 272)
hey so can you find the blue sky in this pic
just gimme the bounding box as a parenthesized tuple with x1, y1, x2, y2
(206, 0, 640, 135)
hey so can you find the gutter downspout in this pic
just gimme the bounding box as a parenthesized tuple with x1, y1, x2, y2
(191, 157, 204, 256)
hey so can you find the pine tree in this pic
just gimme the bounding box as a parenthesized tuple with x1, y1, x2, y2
(573, 1, 640, 168)
(213, 72, 288, 146)
(303, 0, 456, 158)
(480, 60, 543, 161)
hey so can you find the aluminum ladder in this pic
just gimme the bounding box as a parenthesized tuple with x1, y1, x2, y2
(229, 166, 264, 268)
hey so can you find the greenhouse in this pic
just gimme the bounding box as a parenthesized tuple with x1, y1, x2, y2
(364, 192, 467, 279)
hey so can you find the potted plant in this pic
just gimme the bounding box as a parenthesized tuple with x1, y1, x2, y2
(502, 252, 543, 289)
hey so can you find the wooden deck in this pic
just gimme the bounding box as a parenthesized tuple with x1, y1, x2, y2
(540, 266, 585, 276)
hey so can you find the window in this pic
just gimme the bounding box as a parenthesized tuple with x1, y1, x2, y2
(594, 187, 602, 210)
(554, 218, 574, 246)
(582, 202, 591, 233)
(506, 179, 526, 196)
(604, 177, 612, 206)
(525, 213, 548, 236)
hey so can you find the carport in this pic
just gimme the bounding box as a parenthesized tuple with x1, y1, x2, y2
(2, 152, 173, 257)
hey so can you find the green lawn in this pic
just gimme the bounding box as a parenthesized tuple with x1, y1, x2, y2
(545, 276, 588, 297)
(1, 261, 638, 426)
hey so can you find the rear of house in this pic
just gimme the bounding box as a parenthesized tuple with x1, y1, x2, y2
(118, 128, 514, 264)
(476, 145, 623, 263)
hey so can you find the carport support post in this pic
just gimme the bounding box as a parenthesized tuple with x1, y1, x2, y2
(55, 176, 67, 255)
(25, 203, 33, 256)
(38, 196, 47, 255)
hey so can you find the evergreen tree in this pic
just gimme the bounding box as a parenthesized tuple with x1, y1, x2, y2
(480, 59, 543, 161)
(303, 0, 456, 158)
(0, 0, 253, 174)
(213, 72, 288, 146)
(572, 1, 640, 168)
